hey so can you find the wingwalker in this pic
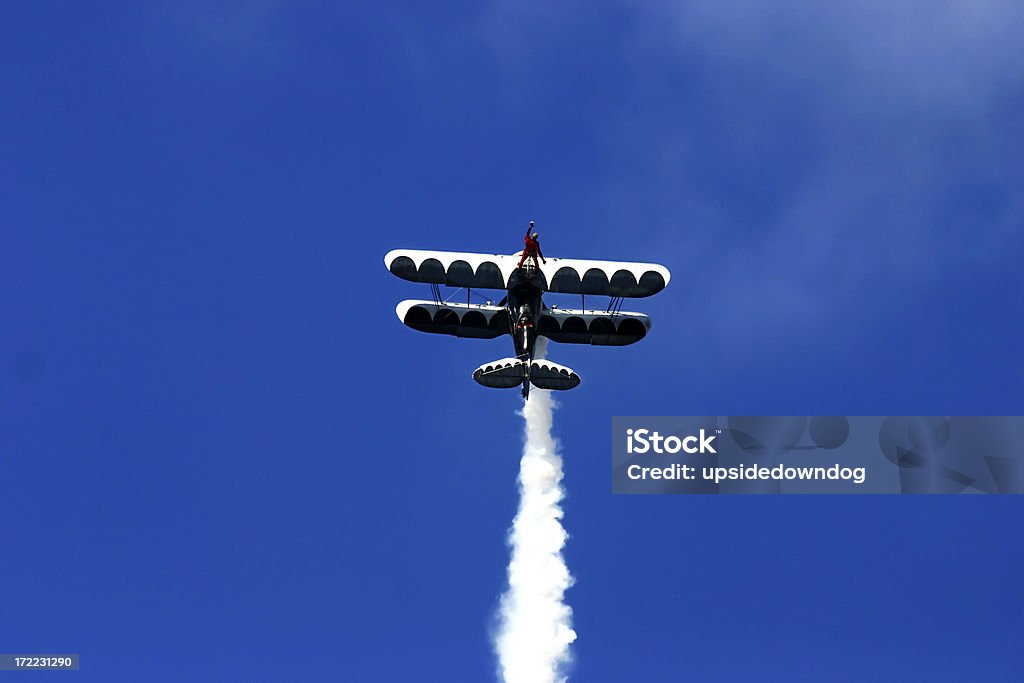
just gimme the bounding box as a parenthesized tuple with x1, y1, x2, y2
(384, 221, 671, 399)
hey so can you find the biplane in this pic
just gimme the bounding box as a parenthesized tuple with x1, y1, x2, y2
(384, 231, 671, 398)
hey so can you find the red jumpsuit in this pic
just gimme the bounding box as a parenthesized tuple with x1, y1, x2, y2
(517, 228, 545, 269)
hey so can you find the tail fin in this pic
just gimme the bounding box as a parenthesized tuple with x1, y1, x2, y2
(473, 358, 581, 391)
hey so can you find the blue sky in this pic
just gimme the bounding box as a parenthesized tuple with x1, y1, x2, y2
(2, 2, 1022, 681)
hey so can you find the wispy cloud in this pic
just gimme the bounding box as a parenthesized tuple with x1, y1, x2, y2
(477, 1, 1024, 340)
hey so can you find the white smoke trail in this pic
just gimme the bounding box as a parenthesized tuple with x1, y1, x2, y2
(495, 338, 577, 683)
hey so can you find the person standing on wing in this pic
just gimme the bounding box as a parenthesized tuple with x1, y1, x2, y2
(517, 220, 546, 269)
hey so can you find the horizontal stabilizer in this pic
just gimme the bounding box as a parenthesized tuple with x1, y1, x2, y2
(529, 360, 581, 391)
(472, 358, 581, 391)
(473, 358, 526, 389)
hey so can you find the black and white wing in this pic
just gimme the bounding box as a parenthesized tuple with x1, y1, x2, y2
(385, 250, 670, 297)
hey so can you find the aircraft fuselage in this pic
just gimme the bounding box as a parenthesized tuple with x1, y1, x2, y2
(507, 270, 544, 359)
(506, 269, 545, 396)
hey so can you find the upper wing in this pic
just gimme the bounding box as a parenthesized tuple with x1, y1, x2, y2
(539, 307, 651, 346)
(396, 300, 509, 339)
(384, 249, 670, 297)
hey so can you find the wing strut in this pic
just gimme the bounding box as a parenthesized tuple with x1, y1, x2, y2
(441, 287, 493, 306)
(606, 295, 624, 318)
